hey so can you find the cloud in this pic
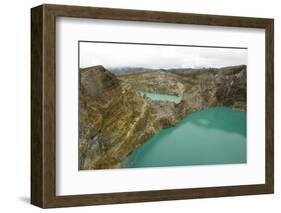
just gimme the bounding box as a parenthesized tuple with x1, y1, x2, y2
(79, 42, 247, 69)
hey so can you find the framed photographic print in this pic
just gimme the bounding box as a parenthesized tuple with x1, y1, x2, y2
(31, 4, 274, 208)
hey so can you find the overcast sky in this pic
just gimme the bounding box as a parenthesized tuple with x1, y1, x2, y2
(79, 42, 247, 69)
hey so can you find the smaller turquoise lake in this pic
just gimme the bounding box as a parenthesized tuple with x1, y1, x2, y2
(122, 107, 246, 168)
(144, 92, 181, 103)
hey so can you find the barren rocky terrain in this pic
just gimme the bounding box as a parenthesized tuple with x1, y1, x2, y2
(79, 65, 246, 170)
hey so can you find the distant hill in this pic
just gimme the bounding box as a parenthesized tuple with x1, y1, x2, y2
(107, 66, 245, 74)
(108, 66, 195, 73)
(108, 67, 149, 73)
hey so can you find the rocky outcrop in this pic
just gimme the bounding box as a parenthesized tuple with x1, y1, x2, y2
(117, 71, 186, 96)
(79, 65, 246, 170)
(118, 65, 246, 127)
(79, 66, 161, 169)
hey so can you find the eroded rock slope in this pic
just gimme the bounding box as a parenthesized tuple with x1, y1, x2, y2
(79, 65, 246, 169)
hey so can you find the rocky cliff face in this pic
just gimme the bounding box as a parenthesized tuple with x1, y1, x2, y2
(79, 66, 161, 169)
(79, 65, 246, 170)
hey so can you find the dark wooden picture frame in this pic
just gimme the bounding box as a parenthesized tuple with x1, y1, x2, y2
(31, 4, 274, 208)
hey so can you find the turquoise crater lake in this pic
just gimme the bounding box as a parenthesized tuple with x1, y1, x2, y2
(122, 107, 246, 168)
(144, 92, 181, 103)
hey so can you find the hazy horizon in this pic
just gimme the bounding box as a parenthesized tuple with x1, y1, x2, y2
(79, 42, 248, 70)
